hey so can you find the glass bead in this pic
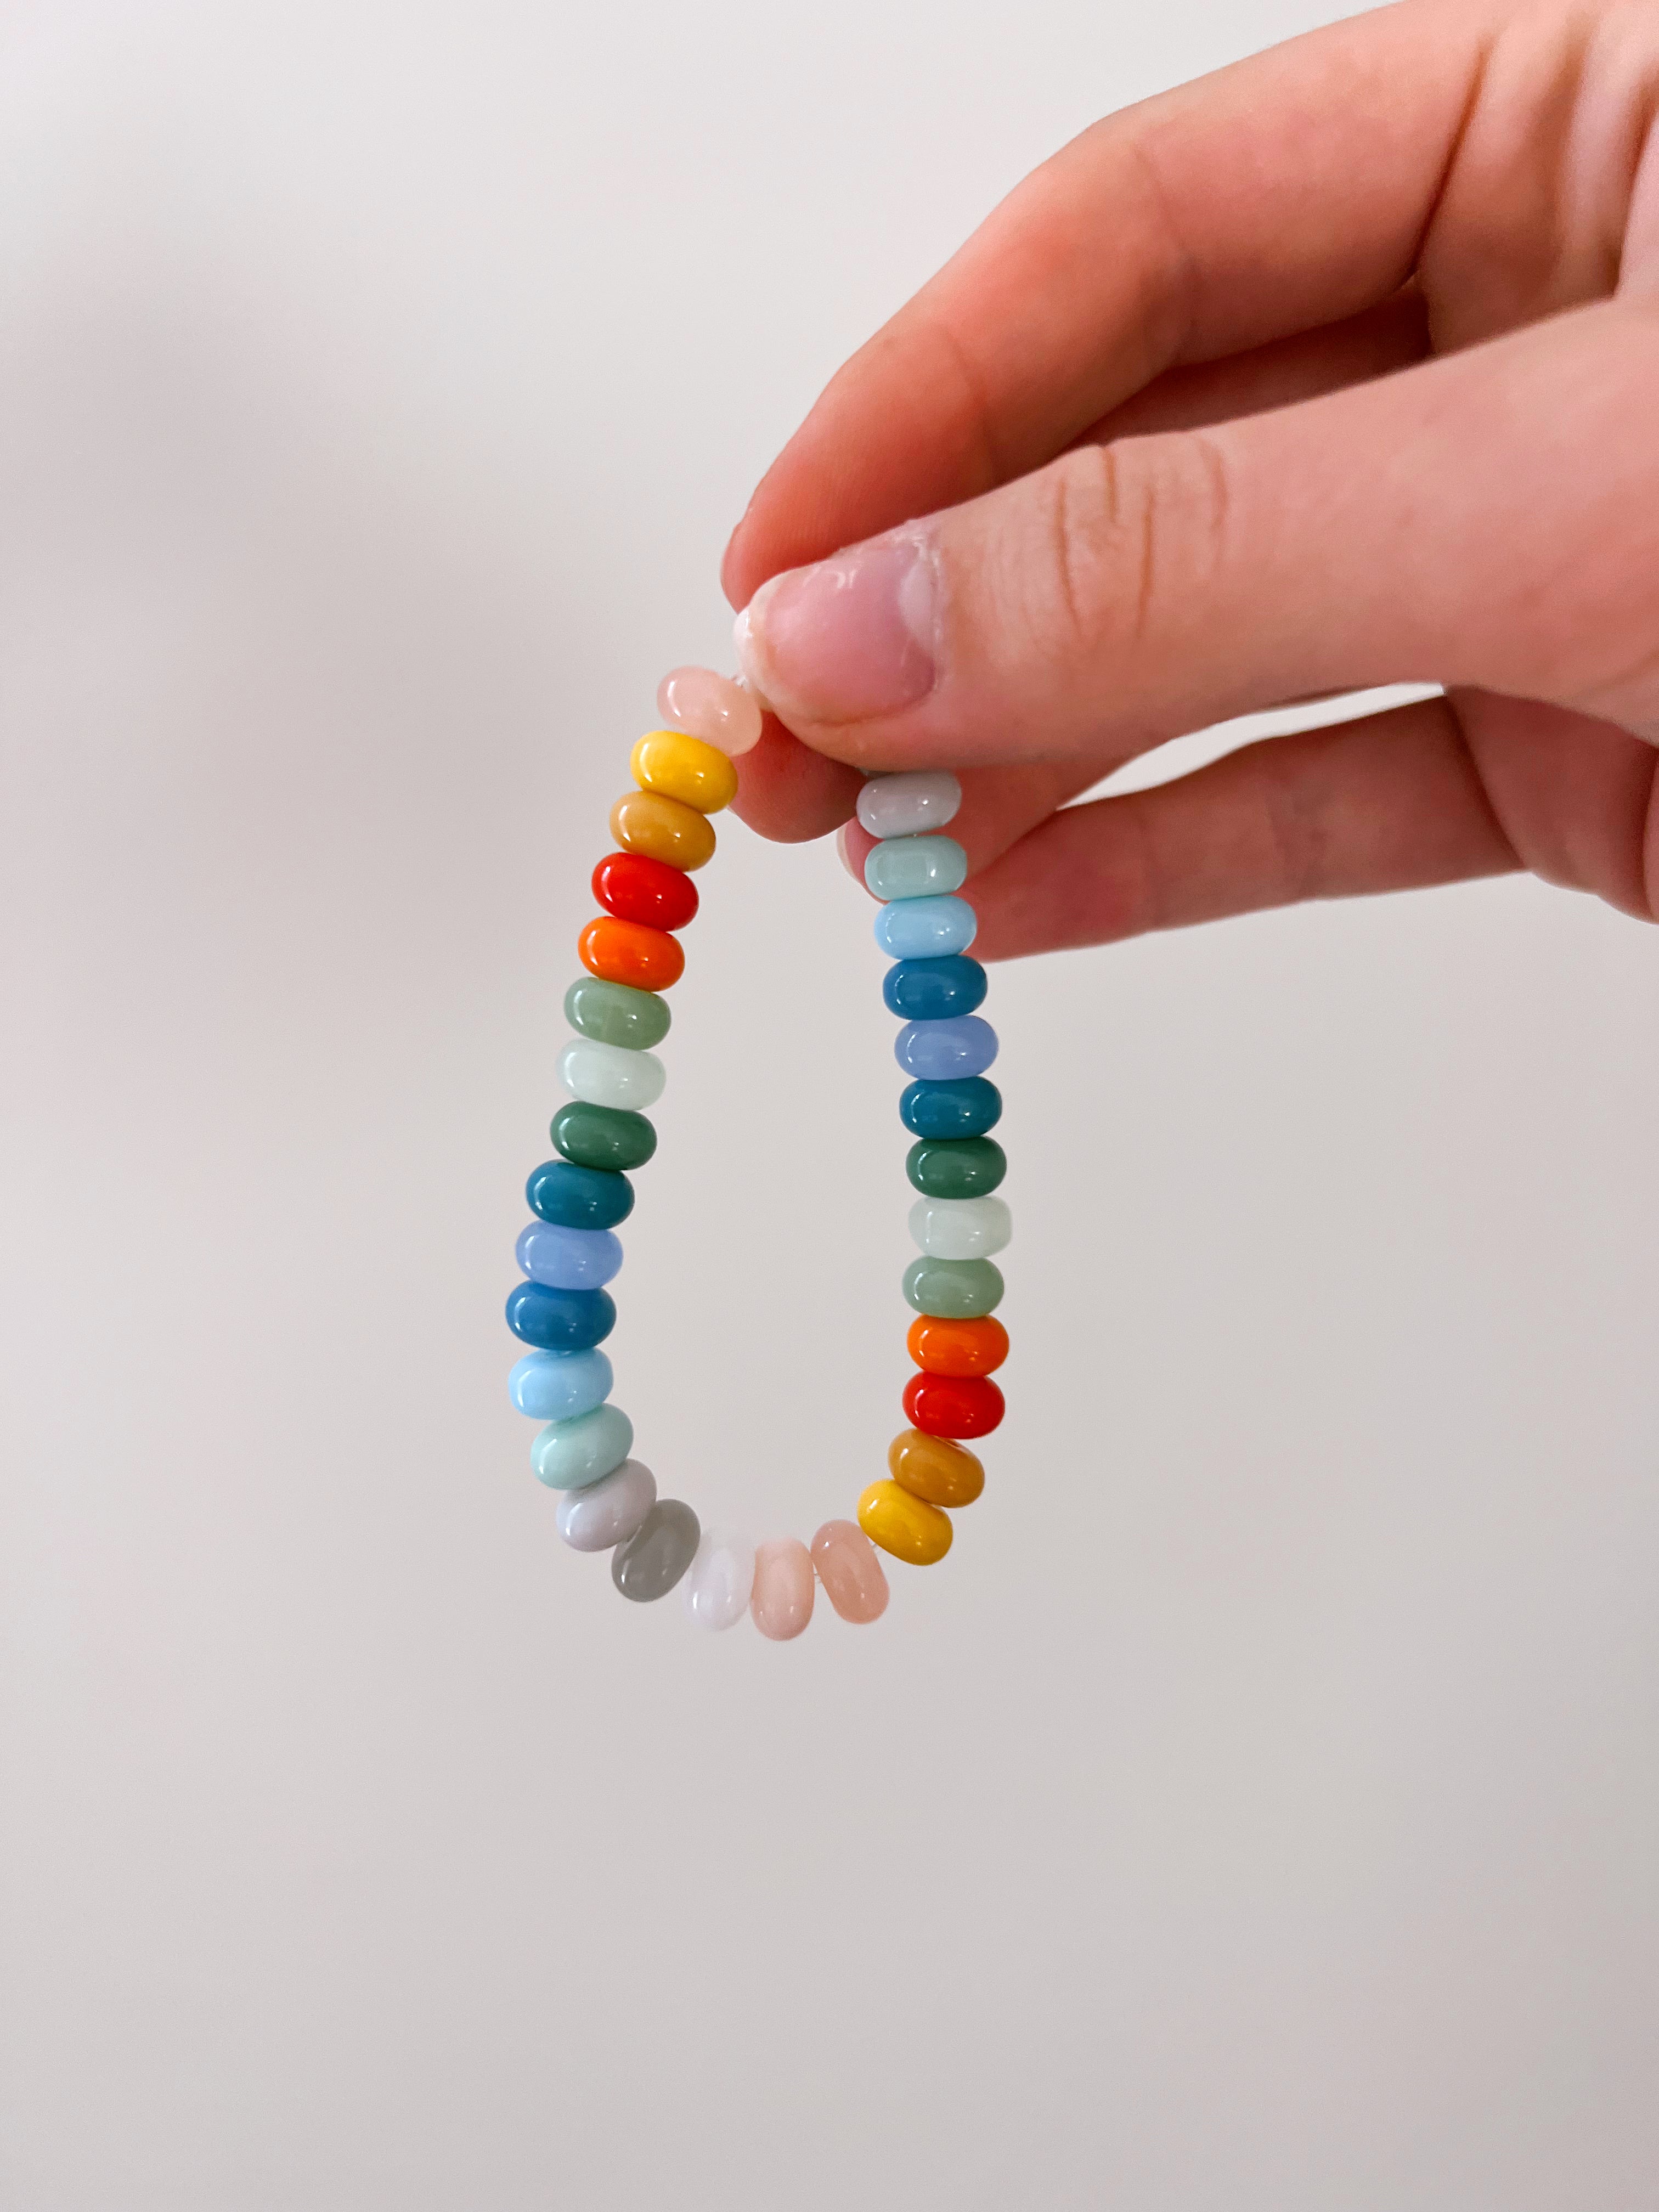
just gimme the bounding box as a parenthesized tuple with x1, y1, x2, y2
(857, 1479, 953, 1566)
(882, 955, 986, 1023)
(515, 1218, 623, 1290)
(750, 1537, 816, 1640)
(681, 1530, 756, 1631)
(610, 788, 716, 870)
(906, 1313, 1008, 1376)
(557, 1457, 656, 1551)
(591, 852, 698, 932)
(888, 1427, 985, 1507)
(630, 730, 738, 815)
(909, 1193, 1012, 1260)
(873, 894, 977, 960)
(902, 1256, 1004, 1318)
(657, 667, 764, 756)
(855, 770, 962, 839)
(578, 915, 685, 992)
(509, 1346, 613, 1421)
(864, 834, 967, 901)
(551, 1101, 657, 1173)
(906, 1135, 1006, 1199)
(894, 1015, 997, 1080)
(612, 1499, 701, 1601)
(526, 1158, 634, 1229)
(902, 1370, 1005, 1439)
(899, 1076, 1002, 1139)
(558, 1037, 665, 1113)
(531, 1402, 635, 1489)
(810, 1520, 890, 1623)
(563, 977, 671, 1053)
(505, 1280, 616, 1350)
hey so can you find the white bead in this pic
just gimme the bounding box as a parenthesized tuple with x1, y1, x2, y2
(558, 1037, 665, 1111)
(856, 770, 962, 839)
(907, 1194, 1012, 1260)
(556, 1458, 657, 1551)
(681, 1530, 756, 1630)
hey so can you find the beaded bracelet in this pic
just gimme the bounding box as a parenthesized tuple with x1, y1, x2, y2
(505, 666, 1008, 1639)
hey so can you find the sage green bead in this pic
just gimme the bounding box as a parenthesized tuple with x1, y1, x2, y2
(902, 1256, 1005, 1318)
(906, 1136, 1007, 1199)
(563, 975, 671, 1051)
(551, 1101, 657, 1172)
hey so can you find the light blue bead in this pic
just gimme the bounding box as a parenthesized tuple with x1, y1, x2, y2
(894, 1014, 998, 1080)
(864, 835, 968, 901)
(516, 1218, 623, 1290)
(531, 1403, 634, 1490)
(509, 1347, 613, 1421)
(874, 894, 977, 960)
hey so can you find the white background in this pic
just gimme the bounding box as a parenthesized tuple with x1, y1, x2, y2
(2, 1, 1656, 2204)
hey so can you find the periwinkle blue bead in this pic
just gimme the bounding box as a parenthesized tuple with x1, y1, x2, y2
(900, 1076, 1002, 1138)
(505, 1282, 616, 1351)
(526, 1159, 634, 1231)
(894, 1014, 998, 1080)
(516, 1218, 623, 1290)
(874, 894, 977, 960)
(509, 1347, 613, 1421)
(864, 835, 968, 901)
(882, 955, 987, 1022)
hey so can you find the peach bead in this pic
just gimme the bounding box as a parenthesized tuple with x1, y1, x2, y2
(657, 666, 764, 756)
(810, 1520, 890, 1624)
(750, 1537, 815, 1641)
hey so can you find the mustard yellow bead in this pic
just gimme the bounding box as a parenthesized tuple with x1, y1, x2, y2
(630, 729, 739, 815)
(610, 788, 717, 871)
(857, 1479, 953, 1566)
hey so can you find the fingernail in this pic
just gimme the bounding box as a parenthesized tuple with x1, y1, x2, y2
(732, 526, 939, 726)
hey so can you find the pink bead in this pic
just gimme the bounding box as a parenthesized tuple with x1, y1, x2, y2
(811, 1520, 890, 1624)
(749, 1537, 815, 1641)
(657, 666, 764, 756)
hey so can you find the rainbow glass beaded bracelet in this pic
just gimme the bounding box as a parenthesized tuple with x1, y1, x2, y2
(505, 666, 1008, 1639)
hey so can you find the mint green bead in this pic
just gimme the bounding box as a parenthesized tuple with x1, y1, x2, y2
(864, 835, 968, 901)
(564, 976, 671, 1051)
(531, 1403, 634, 1489)
(902, 1256, 1005, 1318)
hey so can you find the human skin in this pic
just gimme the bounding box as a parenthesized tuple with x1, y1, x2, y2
(722, 0, 1659, 960)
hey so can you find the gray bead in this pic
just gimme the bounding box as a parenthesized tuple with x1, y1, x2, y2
(611, 1499, 700, 1602)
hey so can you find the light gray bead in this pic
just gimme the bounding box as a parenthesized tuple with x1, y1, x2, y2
(611, 1499, 700, 1601)
(555, 1458, 656, 1551)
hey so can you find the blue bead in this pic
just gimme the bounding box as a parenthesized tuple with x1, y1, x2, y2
(873, 894, 977, 960)
(509, 1347, 613, 1420)
(894, 1014, 998, 1080)
(505, 1282, 616, 1351)
(515, 1219, 623, 1290)
(883, 955, 987, 1022)
(525, 1159, 634, 1231)
(900, 1076, 1003, 1138)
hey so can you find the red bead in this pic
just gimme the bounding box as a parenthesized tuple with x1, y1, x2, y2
(592, 850, 698, 931)
(901, 1371, 1005, 1440)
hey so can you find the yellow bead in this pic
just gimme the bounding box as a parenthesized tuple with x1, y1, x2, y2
(630, 729, 739, 815)
(857, 1479, 953, 1566)
(610, 788, 717, 871)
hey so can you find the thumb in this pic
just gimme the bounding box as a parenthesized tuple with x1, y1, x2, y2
(732, 297, 1659, 766)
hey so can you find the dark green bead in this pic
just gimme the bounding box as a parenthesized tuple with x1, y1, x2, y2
(906, 1136, 1006, 1199)
(564, 975, 671, 1051)
(551, 1101, 657, 1172)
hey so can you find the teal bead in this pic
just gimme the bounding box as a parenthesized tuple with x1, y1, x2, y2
(531, 1403, 635, 1489)
(902, 1256, 1005, 1318)
(551, 1101, 657, 1172)
(864, 835, 968, 901)
(906, 1136, 1007, 1199)
(564, 975, 671, 1051)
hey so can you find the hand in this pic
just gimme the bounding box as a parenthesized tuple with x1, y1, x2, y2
(722, 0, 1659, 959)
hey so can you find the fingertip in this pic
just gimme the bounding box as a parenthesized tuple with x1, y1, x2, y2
(729, 714, 864, 844)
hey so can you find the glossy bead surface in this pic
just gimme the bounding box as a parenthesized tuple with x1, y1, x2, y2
(506, 1281, 617, 1350)
(531, 1403, 634, 1489)
(882, 955, 987, 1022)
(612, 1499, 701, 1601)
(515, 1219, 623, 1291)
(556, 1457, 656, 1550)
(907, 1313, 1008, 1376)
(658, 665, 764, 756)
(909, 1194, 1012, 1260)
(610, 788, 717, 871)
(526, 1158, 634, 1230)
(558, 1037, 666, 1113)
(906, 1136, 1006, 1199)
(551, 1101, 657, 1173)
(899, 1076, 1002, 1139)
(630, 729, 739, 815)
(902, 1256, 1005, 1318)
(578, 915, 685, 992)
(873, 894, 977, 960)
(810, 1520, 890, 1623)
(681, 1531, 756, 1631)
(592, 851, 699, 932)
(857, 1480, 953, 1566)
(509, 1346, 613, 1421)
(856, 770, 962, 839)
(894, 1014, 997, 1080)
(888, 1427, 985, 1508)
(864, 834, 968, 901)
(564, 976, 672, 1052)
(903, 1371, 1005, 1439)
(750, 1538, 815, 1641)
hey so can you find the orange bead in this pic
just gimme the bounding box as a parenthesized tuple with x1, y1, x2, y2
(578, 915, 685, 992)
(906, 1314, 1008, 1377)
(887, 1427, 985, 1508)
